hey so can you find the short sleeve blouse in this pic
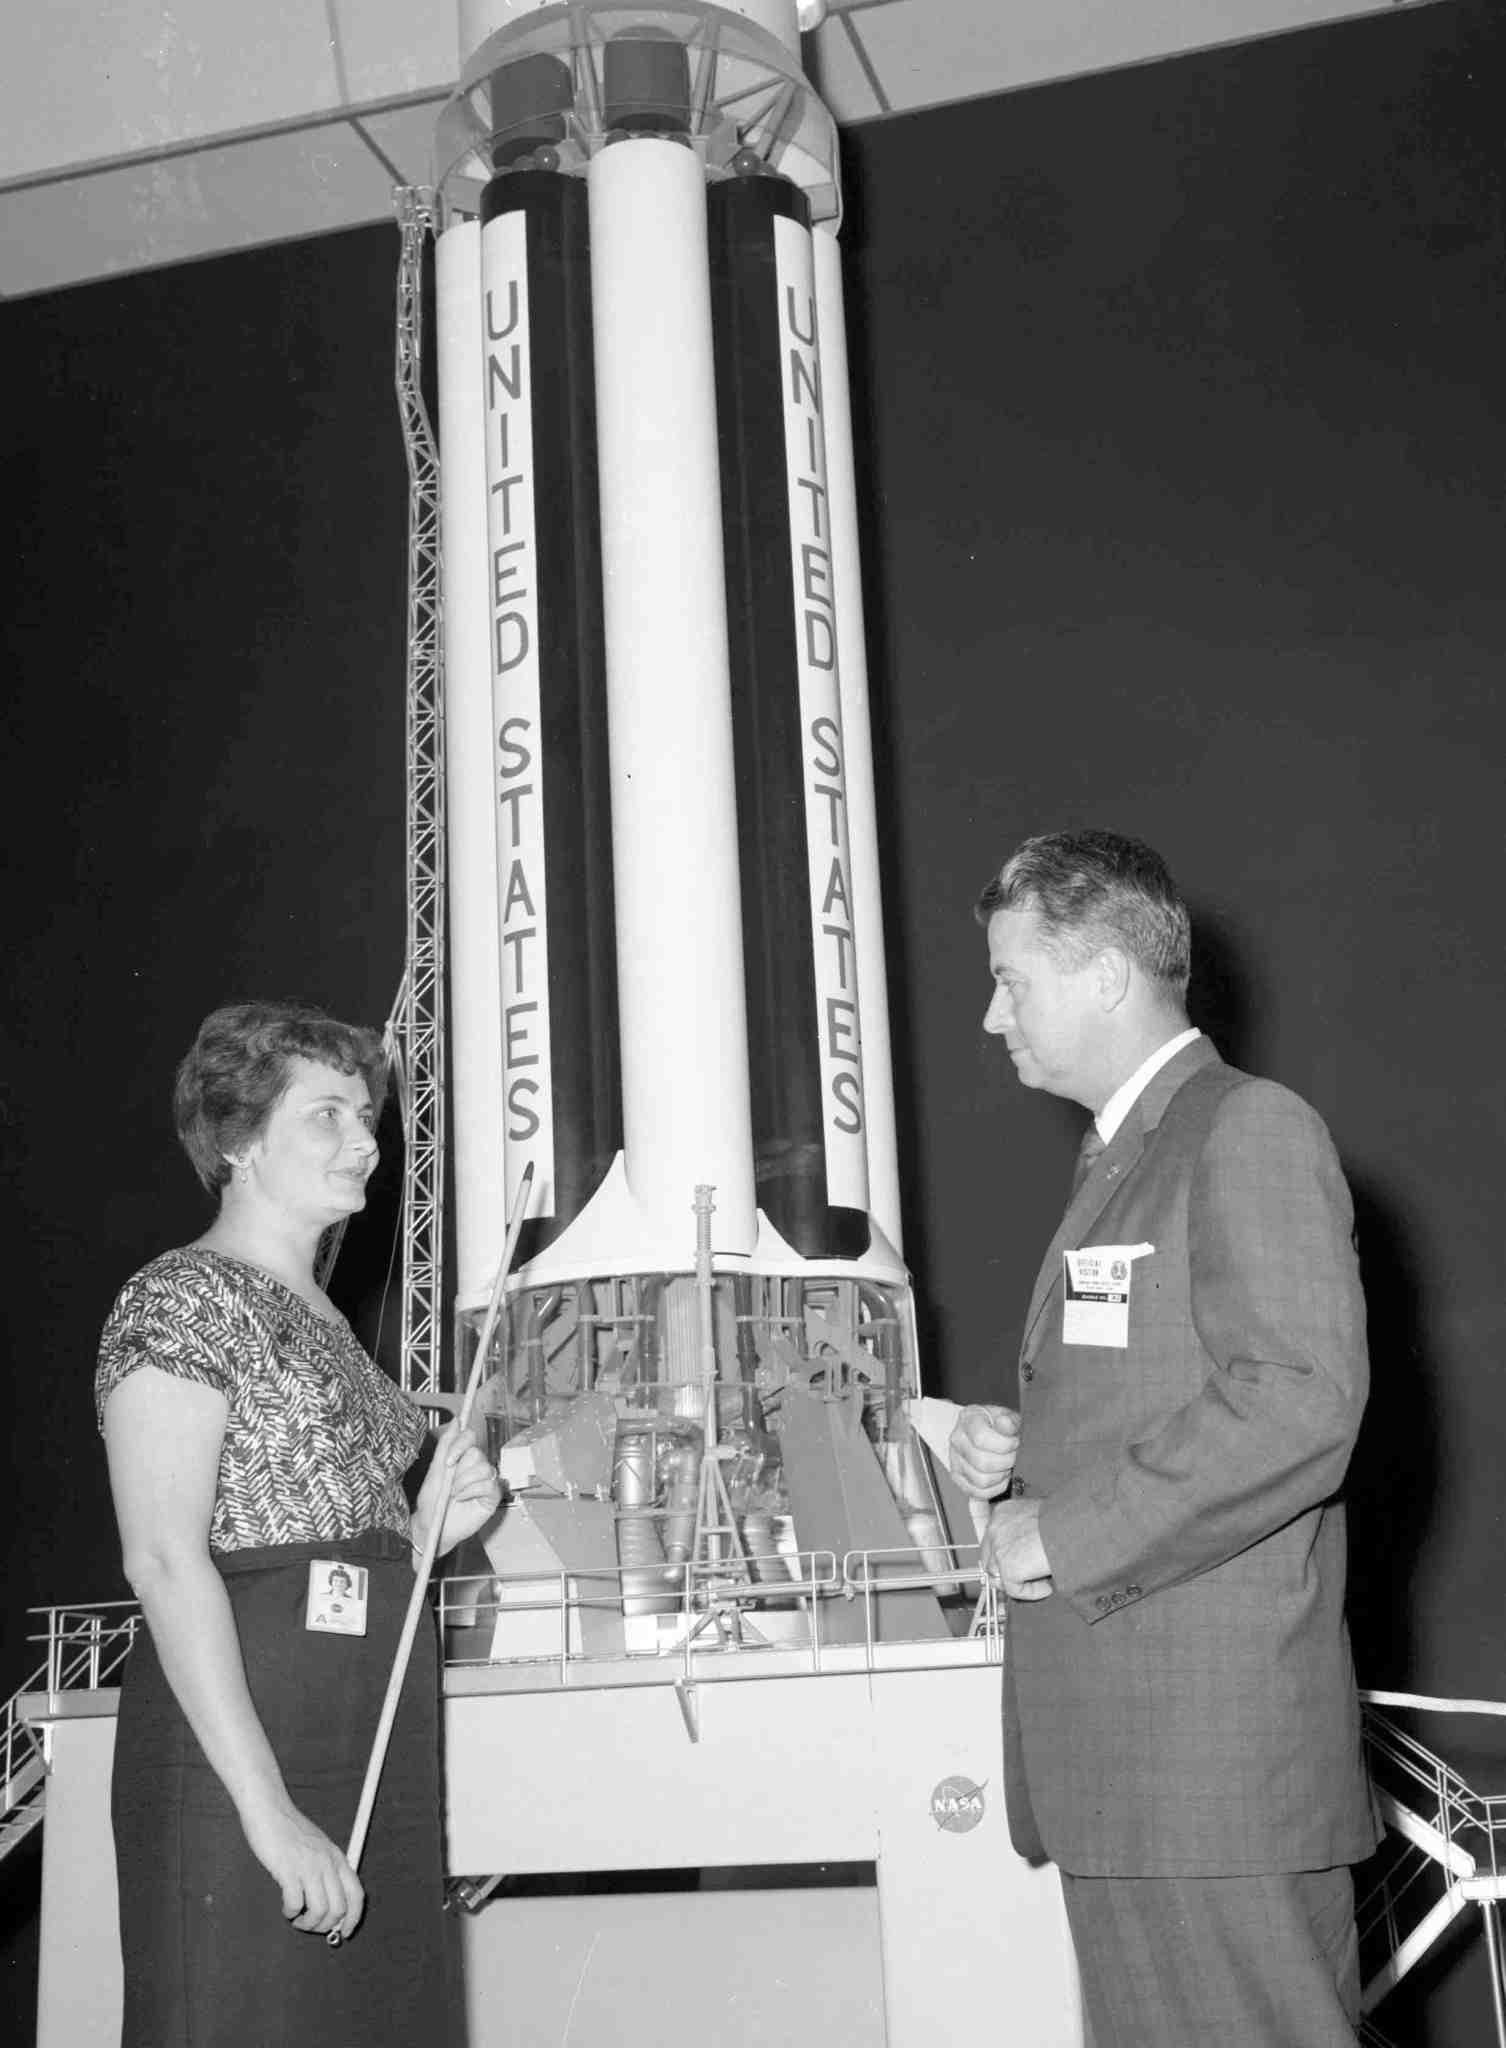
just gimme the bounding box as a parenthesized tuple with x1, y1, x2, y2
(95, 1248, 427, 1553)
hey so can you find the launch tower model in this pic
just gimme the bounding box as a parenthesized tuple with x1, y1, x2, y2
(432, 0, 966, 1659)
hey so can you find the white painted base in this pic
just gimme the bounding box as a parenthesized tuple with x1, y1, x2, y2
(32, 1712, 122, 2048)
(461, 1888, 887, 2045)
(26, 1657, 1082, 2047)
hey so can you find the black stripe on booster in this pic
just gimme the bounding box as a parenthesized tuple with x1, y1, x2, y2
(481, 168, 622, 1262)
(708, 172, 869, 1262)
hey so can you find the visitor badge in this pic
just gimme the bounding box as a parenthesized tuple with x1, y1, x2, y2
(305, 1559, 368, 1636)
(1062, 1244, 1155, 1349)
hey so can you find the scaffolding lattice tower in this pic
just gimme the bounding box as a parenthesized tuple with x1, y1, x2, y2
(393, 186, 447, 1401)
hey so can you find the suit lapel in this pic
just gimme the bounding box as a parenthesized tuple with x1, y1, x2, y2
(1020, 1121, 1146, 1359)
(1020, 1038, 1222, 1362)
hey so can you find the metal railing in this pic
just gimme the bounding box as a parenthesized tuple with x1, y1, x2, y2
(435, 1541, 1001, 1684)
(2, 1603, 142, 1861)
(1357, 1691, 1506, 2043)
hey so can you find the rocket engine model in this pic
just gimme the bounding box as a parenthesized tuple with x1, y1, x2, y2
(433, 0, 962, 1655)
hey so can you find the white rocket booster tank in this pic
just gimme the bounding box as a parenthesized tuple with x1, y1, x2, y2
(432, 4, 954, 1647)
(436, 1, 902, 1311)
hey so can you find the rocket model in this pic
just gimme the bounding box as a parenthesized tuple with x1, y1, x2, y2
(433, 0, 962, 1652)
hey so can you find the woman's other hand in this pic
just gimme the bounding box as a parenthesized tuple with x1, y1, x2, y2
(412, 1420, 503, 1561)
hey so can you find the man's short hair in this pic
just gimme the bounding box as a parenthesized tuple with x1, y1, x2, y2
(975, 830, 1191, 995)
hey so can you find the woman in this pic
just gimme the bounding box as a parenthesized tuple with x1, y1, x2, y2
(97, 1001, 500, 2047)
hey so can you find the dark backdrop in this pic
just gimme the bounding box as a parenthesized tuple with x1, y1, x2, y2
(5, 2, 1503, 2037)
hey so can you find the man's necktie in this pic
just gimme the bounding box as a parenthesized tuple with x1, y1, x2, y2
(1071, 1125, 1107, 1196)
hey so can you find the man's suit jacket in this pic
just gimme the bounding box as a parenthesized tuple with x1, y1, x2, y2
(1005, 1037, 1380, 1878)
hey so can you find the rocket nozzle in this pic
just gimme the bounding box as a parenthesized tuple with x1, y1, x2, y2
(602, 30, 691, 140)
(488, 53, 574, 171)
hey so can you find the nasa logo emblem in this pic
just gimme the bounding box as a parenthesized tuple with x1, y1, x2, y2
(930, 1776, 987, 1833)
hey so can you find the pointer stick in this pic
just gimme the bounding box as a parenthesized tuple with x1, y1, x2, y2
(331, 1163, 534, 1935)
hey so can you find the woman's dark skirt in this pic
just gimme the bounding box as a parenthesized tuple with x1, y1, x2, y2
(111, 1531, 456, 2048)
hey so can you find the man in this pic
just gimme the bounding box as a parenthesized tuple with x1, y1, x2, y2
(951, 829, 1378, 2048)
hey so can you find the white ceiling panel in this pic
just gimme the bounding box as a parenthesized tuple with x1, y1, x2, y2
(851, 0, 1409, 116)
(805, 12, 888, 124)
(356, 100, 455, 193)
(329, 0, 458, 106)
(0, 0, 1450, 297)
(0, 0, 345, 187)
(2, 124, 398, 300)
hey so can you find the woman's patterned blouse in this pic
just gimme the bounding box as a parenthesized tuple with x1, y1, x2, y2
(95, 1248, 426, 1553)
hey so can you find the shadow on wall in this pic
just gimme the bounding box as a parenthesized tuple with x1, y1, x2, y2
(1344, 1180, 1437, 1693)
(1185, 899, 1260, 1075)
(0, 1835, 40, 2048)
(1186, 901, 1437, 1692)
(834, 170, 939, 1364)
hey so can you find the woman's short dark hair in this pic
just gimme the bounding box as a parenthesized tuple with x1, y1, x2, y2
(975, 830, 1192, 995)
(174, 1002, 388, 1192)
